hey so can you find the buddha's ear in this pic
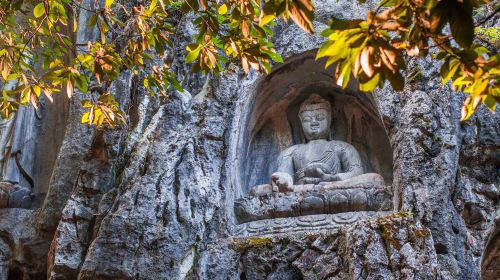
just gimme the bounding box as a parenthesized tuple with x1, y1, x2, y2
(328, 123, 335, 141)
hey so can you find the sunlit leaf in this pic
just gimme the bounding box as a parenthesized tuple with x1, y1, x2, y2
(186, 44, 201, 64)
(218, 4, 228, 15)
(34, 3, 45, 18)
(359, 73, 380, 92)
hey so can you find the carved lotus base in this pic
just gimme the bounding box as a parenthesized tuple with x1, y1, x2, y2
(235, 183, 393, 223)
(233, 211, 392, 236)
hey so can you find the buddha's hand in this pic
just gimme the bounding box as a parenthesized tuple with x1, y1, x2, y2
(271, 172, 294, 192)
(313, 168, 342, 182)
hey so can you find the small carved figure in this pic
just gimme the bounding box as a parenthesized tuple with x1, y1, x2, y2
(250, 94, 384, 196)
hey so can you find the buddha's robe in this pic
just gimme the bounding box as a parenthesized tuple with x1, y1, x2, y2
(276, 139, 363, 185)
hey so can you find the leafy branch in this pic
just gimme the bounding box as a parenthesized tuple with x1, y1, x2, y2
(316, 0, 499, 121)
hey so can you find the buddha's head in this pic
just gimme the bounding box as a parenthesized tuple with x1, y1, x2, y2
(299, 94, 332, 141)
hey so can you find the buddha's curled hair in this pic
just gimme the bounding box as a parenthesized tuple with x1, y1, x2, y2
(299, 94, 331, 115)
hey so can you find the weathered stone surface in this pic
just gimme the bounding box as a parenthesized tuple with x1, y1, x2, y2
(232, 214, 437, 280)
(0, 0, 497, 279)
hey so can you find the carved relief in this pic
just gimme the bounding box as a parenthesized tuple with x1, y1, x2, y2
(234, 211, 392, 236)
(234, 94, 393, 224)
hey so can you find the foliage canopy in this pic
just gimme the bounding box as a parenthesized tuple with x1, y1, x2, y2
(0, 0, 498, 126)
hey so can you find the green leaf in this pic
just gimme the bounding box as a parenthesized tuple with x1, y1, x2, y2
(320, 28, 334, 37)
(473, 45, 489, 56)
(261, 61, 271, 73)
(75, 75, 88, 93)
(34, 3, 45, 18)
(167, 76, 183, 92)
(484, 95, 497, 111)
(88, 14, 98, 27)
(387, 70, 404, 91)
(379, 0, 397, 7)
(442, 60, 460, 84)
(433, 51, 447, 60)
(448, 1, 473, 48)
(260, 14, 275, 26)
(329, 16, 363, 31)
(262, 50, 283, 63)
(359, 73, 380, 92)
(140, 53, 154, 60)
(261, 0, 278, 25)
(185, 44, 201, 63)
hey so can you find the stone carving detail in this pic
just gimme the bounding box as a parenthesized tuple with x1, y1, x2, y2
(234, 211, 391, 236)
(236, 180, 392, 223)
(235, 94, 393, 223)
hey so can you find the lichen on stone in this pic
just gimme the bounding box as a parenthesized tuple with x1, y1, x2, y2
(475, 26, 500, 48)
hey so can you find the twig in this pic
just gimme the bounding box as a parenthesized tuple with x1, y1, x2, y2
(15, 16, 47, 66)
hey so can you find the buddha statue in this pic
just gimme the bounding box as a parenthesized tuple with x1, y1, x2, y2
(250, 94, 385, 196)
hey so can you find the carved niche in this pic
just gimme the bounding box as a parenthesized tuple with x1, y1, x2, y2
(229, 52, 394, 235)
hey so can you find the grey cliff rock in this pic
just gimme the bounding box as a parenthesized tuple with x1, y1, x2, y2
(0, 0, 498, 279)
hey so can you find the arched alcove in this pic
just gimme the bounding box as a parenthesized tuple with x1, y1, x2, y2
(228, 50, 394, 234)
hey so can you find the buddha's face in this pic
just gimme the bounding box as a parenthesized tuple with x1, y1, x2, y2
(299, 108, 331, 141)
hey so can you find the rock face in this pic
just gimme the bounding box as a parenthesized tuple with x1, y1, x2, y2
(0, 0, 498, 279)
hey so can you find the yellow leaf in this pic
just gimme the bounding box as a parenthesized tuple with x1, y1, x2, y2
(260, 14, 275, 26)
(81, 112, 90, 123)
(473, 79, 488, 96)
(359, 73, 380, 92)
(73, 15, 78, 33)
(32, 85, 41, 96)
(218, 4, 228, 15)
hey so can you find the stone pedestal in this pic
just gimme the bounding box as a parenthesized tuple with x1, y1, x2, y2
(235, 183, 393, 223)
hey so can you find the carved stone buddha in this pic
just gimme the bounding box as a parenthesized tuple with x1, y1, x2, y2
(250, 94, 385, 196)
(236, 94, 392, 224)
